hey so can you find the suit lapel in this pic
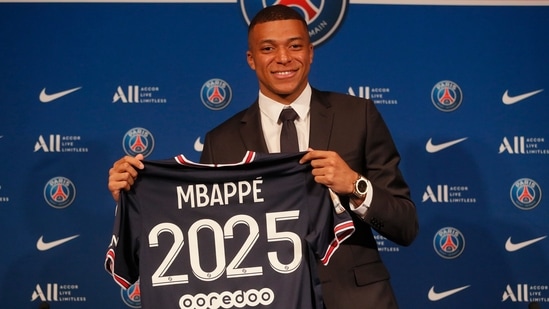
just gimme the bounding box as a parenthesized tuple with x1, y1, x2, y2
(309, 89, 334, 150)
(239, 101, 269, 153)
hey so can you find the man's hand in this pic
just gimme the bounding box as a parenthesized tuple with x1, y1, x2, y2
(299, 149, 357, 196)
(107, 154, 144, 202)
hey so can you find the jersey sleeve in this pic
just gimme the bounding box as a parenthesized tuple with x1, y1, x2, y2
(306, 183, 355, 266)
(104, 190, 141, 289)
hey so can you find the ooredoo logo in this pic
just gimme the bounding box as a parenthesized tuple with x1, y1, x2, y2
(240, 0, 347, 46)
(122, 127, 155, 158)
(179, 288, 274, 309)
(43, 177, 76, 209)
(431, 80, 463, 112)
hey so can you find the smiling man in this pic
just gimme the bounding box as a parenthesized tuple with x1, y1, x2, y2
(199, 8, 418, 308)
(108, 5, 418, 309)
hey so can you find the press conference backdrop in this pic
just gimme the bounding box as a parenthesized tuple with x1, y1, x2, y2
(0, 0, 548, 308)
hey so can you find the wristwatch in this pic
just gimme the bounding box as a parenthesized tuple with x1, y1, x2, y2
(352, 175, 368, 199)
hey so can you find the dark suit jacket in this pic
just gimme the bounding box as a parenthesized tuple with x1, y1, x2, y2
(200, 88, 419, 309)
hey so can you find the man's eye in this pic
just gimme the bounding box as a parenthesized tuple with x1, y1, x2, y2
(290, 44, 302, 50)
(261, 46, 274, 52)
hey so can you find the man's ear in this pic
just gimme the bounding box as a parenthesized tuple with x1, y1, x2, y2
(246, 51, 256, 70)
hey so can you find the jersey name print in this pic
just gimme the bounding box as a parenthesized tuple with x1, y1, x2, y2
(105, 152, 354, 309)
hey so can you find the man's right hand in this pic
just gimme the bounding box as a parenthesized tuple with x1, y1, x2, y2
(108, 154, 144, 202)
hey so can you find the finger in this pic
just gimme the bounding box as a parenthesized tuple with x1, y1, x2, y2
(111, 191, 120, 203)
(108, 176, 131, 192)
(123, 155, 144, 170)
(111, 170, 137, 185)
(300, 149, 326, 164)
(113, 155, 144, 171)
(299, 152, 312, 164)
(134, 154, 145, 168)
(111, 161, 141, 182)
(121, 162, 140, 179)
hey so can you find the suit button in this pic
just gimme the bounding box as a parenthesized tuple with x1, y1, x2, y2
(370, 217, 384, 229)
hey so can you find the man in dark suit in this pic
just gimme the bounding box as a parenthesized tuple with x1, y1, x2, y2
(109, 5, 418, 308)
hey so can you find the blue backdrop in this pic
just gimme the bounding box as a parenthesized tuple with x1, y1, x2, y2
(1, 1, 548, 308)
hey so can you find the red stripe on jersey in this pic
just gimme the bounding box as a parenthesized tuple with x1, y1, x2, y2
(174, 154, 187, 165)
(105, 249, 132, 289)
(243, 151, 256, 163)
(174, 152, 256, 167)
(174, 154, 208, 167)
(320, 220, 355, 265)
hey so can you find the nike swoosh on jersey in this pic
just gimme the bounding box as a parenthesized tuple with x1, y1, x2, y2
(39, 87, 82, 103)
(505, 236, 547, 252)
(426, 137, 468, 153)
(36, 234, 80, 251)
(194, 136, 204, 152)
(502, 89, 543, 105)
(428, 285, 470, 301)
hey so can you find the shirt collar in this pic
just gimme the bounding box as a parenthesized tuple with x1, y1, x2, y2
(258, 84, 311, 123)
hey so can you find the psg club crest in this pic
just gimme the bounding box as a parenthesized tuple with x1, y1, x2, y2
(510, 178, 542, 210)
(200, 78, 232, 110)
(433, 227, 465, 259)
(431, 80, 463, 112)
(122, 127, 155, 158)
(120, 281, 141, 308)
(43, 176, 76, 209)
(240, 0, 348, 46)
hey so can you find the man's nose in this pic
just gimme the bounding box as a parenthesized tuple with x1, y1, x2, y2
(275, 49, 291, 63)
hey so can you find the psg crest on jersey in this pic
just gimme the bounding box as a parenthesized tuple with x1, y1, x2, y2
(240, 0, 348, 46)
(433, 227, 465, 259)
(120, 281, 141, 308)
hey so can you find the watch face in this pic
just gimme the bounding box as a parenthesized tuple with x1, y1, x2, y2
(357, 179, 367, 193)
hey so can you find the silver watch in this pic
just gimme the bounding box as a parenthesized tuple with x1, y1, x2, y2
(352, 175, 368, 199)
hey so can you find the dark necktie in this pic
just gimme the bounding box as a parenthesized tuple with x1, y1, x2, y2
(279, 107, 299, 152)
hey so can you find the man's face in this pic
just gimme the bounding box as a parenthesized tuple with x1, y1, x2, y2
(247, 19, 313, 104)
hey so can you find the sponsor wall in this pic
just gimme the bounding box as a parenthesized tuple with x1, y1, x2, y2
(0, 1, 548, 308)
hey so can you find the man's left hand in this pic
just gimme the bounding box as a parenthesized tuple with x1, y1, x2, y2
(299, 149, 357, 196)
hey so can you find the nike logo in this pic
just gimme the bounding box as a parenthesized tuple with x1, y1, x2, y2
(502, 89, 543, 105)
(426, 137, 468, 153)
(428, 285, 470, 301)
(39, 87, 82, 103)
(505, 235, 546, 252)
(36, 234, 80, 251)
(194, 136, 204, 152)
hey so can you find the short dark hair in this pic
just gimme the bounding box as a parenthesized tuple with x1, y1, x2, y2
(248, 5, 308, 34)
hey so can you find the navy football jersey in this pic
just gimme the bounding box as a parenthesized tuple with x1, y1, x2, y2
(105, 152, 354, 309)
